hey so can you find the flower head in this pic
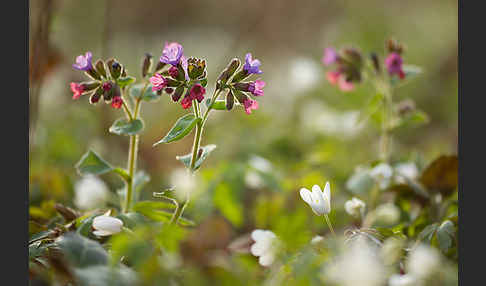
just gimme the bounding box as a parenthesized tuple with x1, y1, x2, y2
(180, 95, 193, 109)
(72, 51, 93, 71)
(74, 175, 109, 210)
(243, 53, 263, 75)
(370, 163, 393, 189)
(344, 197, 366, 217)
(70, 82, 85, 100)
(111, 96, 123, 109)
(160, 42, 184, 66)
(406, 244, 441, 279)
(243, 98, 259, 115)
(385, 52, 405, 79)
(248, 80, 265, 96)
(338, 76, 355, 92)
(250, 229, 277, 267)
(92, 215, 123, 236)
(394, 162, 418, 184)
(374, 203, 400, 225)
(149, 73, 168, 92)
(300, 182, 331, 215)
(322, 47, 338, 66)
(189, 83, 206, 103)
(168, 66, 179, 78)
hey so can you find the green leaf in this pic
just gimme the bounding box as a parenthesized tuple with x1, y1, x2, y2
(213, 182, 243, 227)
(205, 99, 227, 110)
(418, 223, 438, 242)
(75, 150, 113, 176)
(109, 118, 144, 136)
(153, 114, 200, 145)
(357, 93, 384, 123)
(437, 220, 455, 253)
(129, 83, 160, 102)
(176, 144, 217, 170)
(419, 155, 458, 196)
(74, 265, 138, 286)
(56, 232, 109, 268)
(392, 110, 429, 130)
(132, 201, 194, 226)
(116, 76, 136, 89)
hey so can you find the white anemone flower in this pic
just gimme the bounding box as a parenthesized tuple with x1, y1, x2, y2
(74, 175, 109, 210)
(300, 182, 331, 215)
(406, 244, 441, 280)
(344, 197, 366, 217)
(369, 163, 393, 189)
(92, 215, 123, 236)
(250, 229, 277, 267)
(374, 203, 400, 225)
(394, 162, 419, 184)
(311, 235, 325, 245)
(388, 274, 417, 286)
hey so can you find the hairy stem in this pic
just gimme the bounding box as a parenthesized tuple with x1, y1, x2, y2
(324, 214, 336, 237)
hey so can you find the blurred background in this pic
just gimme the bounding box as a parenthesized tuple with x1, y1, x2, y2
(29, 0, 457, 277)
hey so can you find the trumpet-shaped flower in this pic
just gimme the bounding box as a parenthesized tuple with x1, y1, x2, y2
(344, 197, 366, 217)
(72, 51, 93, 71)
(149, 73, 168, 92)
(160, 42, 184, 66)
(92, 215, 123, 236)
(70, 82, 85, 100)
(250, 229, 277, 267)
(243, 53, 263, 75)
(300, 182, 331, 215)
(322, 47, 338, 66)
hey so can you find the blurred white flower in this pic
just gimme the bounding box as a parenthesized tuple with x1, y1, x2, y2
(370, 163, 393, 189)
(388, 274, 417, 286)
(344, 197, 366, 217)
(394, 162, 419, 184)
(326, 238, 387, 286)
(245, 170, 263, 189)
(406, 244, 441, 280)
(170, 168, 197, 202)
(250, 229, 278, 267)
(288, 57, 320, 93)
(300, 182, 331, 215)
(92, 215, 123, 236)
(311, 235, 324, 245)
(374, 203, 400, 225)
(248, 155, 272, 173)
(74, 175, 109, 210)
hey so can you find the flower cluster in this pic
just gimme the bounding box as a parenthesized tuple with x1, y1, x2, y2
(215, 53, 265, 114)
(70, 52, 133, 109)
(149, 42, 207, 110)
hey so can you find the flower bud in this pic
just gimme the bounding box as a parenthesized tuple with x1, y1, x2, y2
(187, 57, 206, 80)
(90, 87, 103, 104)
(142, 53, 153, 78)
(233, 89, 248, 105)
(341, 48, 363, 68)
(85, 68, 102, 81)
(165, 87, 174, 94)
(217, 58, 241, 86)
(233, 82, 251, 92)
(386, 38, 404, 55)
(226, 90, 234, 110)
(107, 58, 122, 79)
(168, 66, 179, 78)
(95, 59, 107, 78)
(102, 81, 114, 101)
(370, 52, 381, 73)
(396, 99, 416, 116)
(172, 86, 184, 102)
(81, 81, 100, 92)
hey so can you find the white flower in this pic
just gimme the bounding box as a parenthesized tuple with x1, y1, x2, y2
(250, 229, 277, 267)
(311, 235, 324, 245)
(394, 162, 418, 184)
(170, 168, 197, 202)
(388, 274, 417, 286)
(92, 215, 123, 236)
(374, 203, 400, 225)
(344, 197, 366, 217)
(326, 238, 387, 286)
(74, 175, 109, 210)
(406, 244, 441, 279)
(300, 182, 331, 215)
(245, 170, 263, 189)
(248, 155, 272, 173)
(370, 163, 393, 189)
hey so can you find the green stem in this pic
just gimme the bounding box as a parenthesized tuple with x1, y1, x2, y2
(324, 214, 336, 237)
(379, 84, 393, 163)
(170, 200, 187, 225)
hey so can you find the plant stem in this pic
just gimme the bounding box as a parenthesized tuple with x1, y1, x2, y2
(170, 201, 187, 225)
(324, 214, 336, 237)
(379, 84, 393, 163)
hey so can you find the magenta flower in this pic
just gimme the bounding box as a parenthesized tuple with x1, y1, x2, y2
(326, 71, 341, 85)
(243, 98, 259, 115)
(180, 95, 192, 109)
(189, 84, 206, 103)
(322, 47, 338, 66)
(149, 73, 168, 91)
(70, 82, 85, 99)
(248, 80, 265, 96)
(72, 52, 93, 71)
(111, 96, 123, 109)
(102, 81, 112, 91)
(338, 77, 354, 92)
(160, 42, 184, 66)
(168, 66, 179, 78)
(243, 53, 263, 75)
(385, 52, 405, 79)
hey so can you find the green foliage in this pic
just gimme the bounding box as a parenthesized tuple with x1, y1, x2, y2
(56, 232, 109, 268)
(75, 150, 113, 176)
(109, 118, 145, 136)
(130, 83, 160, 102)
(176, 144, 217, 170)
(154, 114, 201, 145)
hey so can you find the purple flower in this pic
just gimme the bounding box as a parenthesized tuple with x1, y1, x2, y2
(159, 42, 184, 66)
(149, 73, 168, 91)
(243, 98, 259, 115)
(248, 80, 265, 96)
(189, 84, 206, 103)
(322, 47, 338, 66)
(243, 53, 263, 75)
(180, 55, 190, 80)
(385, 52, 405, 79)
(72, 52, 93, 71)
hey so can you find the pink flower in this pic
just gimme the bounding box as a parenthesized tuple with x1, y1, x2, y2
(338, 77, 354, 92)
(159, 42, 184, 66)
(168, 66, 179, 78)
(385, 52, 405, 79)
(248, 80, 265, 96)
(149, 73, 168, 91)
(189, 84, 206, 103)
(111, 96, 123, 109)
(322, 47, 338, 66)
(70, 82, 85, 100)
(180, 95, 192, 109)
(243, 98, 259, 115)
(326, 71, 341, 85)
